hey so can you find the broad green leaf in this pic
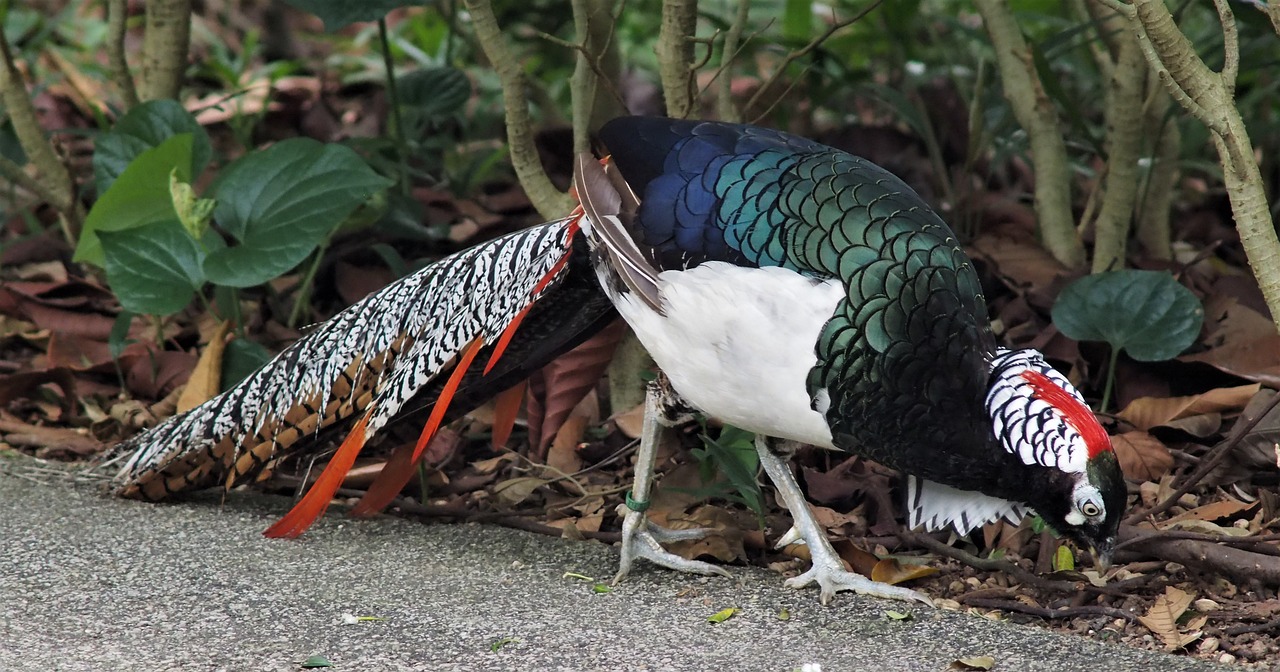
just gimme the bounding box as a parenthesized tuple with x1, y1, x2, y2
(782, 0, 810, 41)
(99, 218, 212, 315)
(94, 100, 209, 194)
(885, 610, 913, 621)
(204, 139, 392, 288)
(1051, 270, 1203, 361)
(399, 67, 471, 118)
(220, 338, 275, 391)
(281, 0, 414, 30)
(591, 583, 612, 594)
(76, 134, 195, 266)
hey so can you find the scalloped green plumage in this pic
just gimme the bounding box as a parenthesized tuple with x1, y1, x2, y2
(1051, 270, 1203, 361)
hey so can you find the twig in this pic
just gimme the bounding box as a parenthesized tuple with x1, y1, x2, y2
(960, 597, 1140, 622)
(742, 3, 880, 118)
(1126, 391, 1280, 524)
(898, 530, 1126, 596)
(1224, 617, 1280, 636)
(1117, 524, 1280, 585)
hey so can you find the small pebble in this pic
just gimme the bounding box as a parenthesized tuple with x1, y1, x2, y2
(1218, 653, 1236, 664)
(1193, 598, 1219, 612)
(1199, 637, 1219, 654)
(1164, 562, 1184, 574)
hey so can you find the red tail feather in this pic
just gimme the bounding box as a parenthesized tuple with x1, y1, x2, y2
(350, 336, 486, 515)
(490, 381, 527, 448)
(263, 408, 373, 538)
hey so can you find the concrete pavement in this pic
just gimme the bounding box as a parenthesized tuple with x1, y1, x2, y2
(0, 456, 1221, 671)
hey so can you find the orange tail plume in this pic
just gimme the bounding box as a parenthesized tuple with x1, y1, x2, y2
(350, 336, 485, 516)
(263, 408, 373, 539)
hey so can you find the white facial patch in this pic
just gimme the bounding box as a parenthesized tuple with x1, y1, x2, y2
(985, 349, 1092, 474)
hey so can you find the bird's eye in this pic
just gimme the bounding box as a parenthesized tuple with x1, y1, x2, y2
(1080, 501, 1101, 517)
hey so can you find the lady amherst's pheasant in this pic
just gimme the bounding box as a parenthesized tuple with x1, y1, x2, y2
(111, 117, 1125, 605)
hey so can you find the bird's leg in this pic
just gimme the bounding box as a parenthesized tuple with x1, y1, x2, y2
(756, 436, 932, 606)
(613, 378, 731, 584)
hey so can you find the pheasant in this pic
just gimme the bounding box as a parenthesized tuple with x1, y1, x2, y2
(111, 117, 1126, 604)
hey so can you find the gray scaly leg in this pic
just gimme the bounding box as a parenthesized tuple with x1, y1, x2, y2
(756, 436, 932, 606)
(613, 379, 730, 584)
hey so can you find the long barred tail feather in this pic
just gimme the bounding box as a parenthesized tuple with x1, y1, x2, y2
(111, 217, 615, 535)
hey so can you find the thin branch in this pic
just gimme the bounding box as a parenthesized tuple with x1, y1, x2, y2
(743, 3, 879, 117)
(0, 155, 62, 206)
(1211, 0, 1238, 95)
(106, 0, 140, 109)
(465, 0, 573, 218)
(960, 597, 1140, 622)
(898, 530, 1126, 596)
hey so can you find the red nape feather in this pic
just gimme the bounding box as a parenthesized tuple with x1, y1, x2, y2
(1021, 370, 1112, 459)
(263, 408, 374, 538)
(349, 336, 486, 516)
(490, 381, 527, 448)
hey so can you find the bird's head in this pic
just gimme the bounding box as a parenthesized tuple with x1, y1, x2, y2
(986, 350, 1126, 567)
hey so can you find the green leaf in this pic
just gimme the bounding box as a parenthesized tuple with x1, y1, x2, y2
(707, 607, 739, 624)
(300, 654, 333, 668)
(777, 607, 791, 621)
(94, 100, 209, 194)
(591, 583, 612, 594)
(108, 311, 135, 361)
(205, 139, 393, 288)
(1052, 544, 1075, 572)
(782, 0, 810, 41)
(489, 636, 519, 652)
(76, 134, 195, 266)
(885, 610, 913, 621)
(220, 338, 275, 391)
(281, 0, 414, 31)
(100, 219, 213, 316)
(399, 67, 471, 118)
(1051, 270, 1203, 361)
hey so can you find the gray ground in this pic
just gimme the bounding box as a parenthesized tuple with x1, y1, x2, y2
(0, 457, 1222, 672)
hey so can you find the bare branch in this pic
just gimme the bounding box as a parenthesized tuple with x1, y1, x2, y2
(716, 0, 750, 122)
(465, 0, 573, 218)
(657, 0, 699, 118)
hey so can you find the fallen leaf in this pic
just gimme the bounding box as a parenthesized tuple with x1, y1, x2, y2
(831, 539, 879, 577)
(870, 558, 939, 585)
(526, 320, 625, 456)
(950, 655, 995, 670)
(885, 610, 913, 621)
(177, 320, 231, 412)
(1118, 385, 1260, 431)
(1161, 498, 1257, 527)
(492, 476, 548, 506)
(1052, 544, 1075, 572)
(1110, 431, 1174, 481)
(1139, 586, 1201, 650)
(707, 607, 738, 623)
(611, 402, 645, 439)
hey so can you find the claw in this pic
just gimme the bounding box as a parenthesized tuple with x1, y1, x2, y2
(773, 525, 805, 549)
(613, 504, 731, 584)
(783, 552, 933, 606)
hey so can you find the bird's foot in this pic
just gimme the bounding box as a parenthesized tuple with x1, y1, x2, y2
(613, 504, 731, 584)
(784, 548, 933, 607)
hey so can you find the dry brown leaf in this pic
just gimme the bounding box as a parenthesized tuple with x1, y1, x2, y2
(611, 402, 646, 439)
(177, 320, 231, 413)
(1110, 431, 1174, 481)
(1118, 384, 1261, 431)
(546, 413, 587, 475)
(968, 230, 1067, 290)
(661, 505, 744, 564)
(950, 655, 996, 670)
(526, 320, 625, 457)
(1162, 498, 1257, 526)
(831, 539, 879, 577)
(472, 453, 515, 474)
(1139, 586, 1200, 650)
(493, 476, 548, 506)
(870, 558, 940, 585)
(1159, 413, 1222, 438)
(0, 415, 102, 458)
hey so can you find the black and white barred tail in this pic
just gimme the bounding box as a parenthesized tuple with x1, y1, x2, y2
(111, 218, 587, 512)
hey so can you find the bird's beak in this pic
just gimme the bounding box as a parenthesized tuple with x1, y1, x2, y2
(1089, 540, 1114, 571)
